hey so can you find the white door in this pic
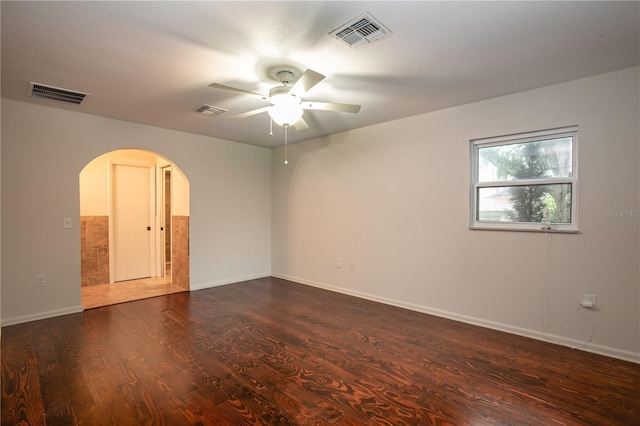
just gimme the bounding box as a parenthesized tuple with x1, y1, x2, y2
(112, 163, 153, 282)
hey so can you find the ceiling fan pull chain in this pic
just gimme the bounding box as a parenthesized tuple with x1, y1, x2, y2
(284, 125, 289, 165)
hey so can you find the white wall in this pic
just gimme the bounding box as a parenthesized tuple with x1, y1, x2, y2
(0, 99, 2, 328)
(1, 99, 272, 324)
(2, 68, 638, 362)
(272, 67, 640, 362)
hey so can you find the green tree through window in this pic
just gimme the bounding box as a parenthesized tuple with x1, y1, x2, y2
(480, 140, 571, 223)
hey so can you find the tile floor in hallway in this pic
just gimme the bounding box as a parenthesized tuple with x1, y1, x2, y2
(81, 273, 185, 309)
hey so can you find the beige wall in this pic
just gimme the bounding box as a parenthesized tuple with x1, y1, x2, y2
(1, 100, 272, 324)
(172, 167, 189, 216)
(79, 155, 109, 216)
(272, 67, 640, 362)
(80, 149, 189, 216)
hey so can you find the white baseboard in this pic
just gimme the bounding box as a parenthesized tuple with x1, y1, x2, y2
(0, 273, 271, 327)
(272, 273, 640, 364)
(1, 305, 84, 327)
(4, 275, 637, 364)
(190, 273, 272, 291)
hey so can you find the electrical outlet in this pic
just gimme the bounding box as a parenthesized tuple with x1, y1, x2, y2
(336, 258, 342, 268)
(36, 274, 47, 287)
(581, 294, 597, 309)
(233, 253, 239, 262)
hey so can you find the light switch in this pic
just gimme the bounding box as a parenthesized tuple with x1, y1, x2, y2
(63, 217, 72, 229)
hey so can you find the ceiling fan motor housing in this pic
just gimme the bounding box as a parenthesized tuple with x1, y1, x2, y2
(277, 70, 294, 84)
(269, 85, 294, 98)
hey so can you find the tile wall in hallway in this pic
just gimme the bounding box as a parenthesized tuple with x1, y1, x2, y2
(80, 216, 110, 286)
(172, 216, 189, 290)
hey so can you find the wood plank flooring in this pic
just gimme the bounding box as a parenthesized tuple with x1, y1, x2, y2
(2, 277, 639, 425)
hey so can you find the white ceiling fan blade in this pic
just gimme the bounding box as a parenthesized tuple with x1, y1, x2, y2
(227, 106, 270, 119)
(209, 83, 267, 100)
(301, 101, 361, 114)
(293, 117, 309, 131)
(289, 69, 325, 97)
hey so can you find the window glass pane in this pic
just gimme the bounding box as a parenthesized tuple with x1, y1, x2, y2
(477, 183, 572, 223)
(478, 137, 572, 183)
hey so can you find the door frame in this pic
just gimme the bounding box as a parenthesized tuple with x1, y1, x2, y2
(108, 159, 157, 283)
(157, 165, 172, 278)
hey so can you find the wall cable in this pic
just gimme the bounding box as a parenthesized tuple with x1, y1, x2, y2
(575, 306, 595, 348)
(540, 227, 553, 340)
(540, 226, 596, 349)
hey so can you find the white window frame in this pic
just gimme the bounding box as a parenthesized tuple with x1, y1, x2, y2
(470, 126, 578, 232)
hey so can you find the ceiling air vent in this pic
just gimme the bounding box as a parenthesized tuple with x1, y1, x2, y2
(329, 13, 391, 48)
(193, 104, 228, 117)
(28, 82, 88, 105)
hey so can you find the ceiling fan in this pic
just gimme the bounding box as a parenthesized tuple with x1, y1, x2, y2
(209, 67, 361, 131)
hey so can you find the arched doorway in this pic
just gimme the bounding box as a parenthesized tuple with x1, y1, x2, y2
(78, 149, 190, 308)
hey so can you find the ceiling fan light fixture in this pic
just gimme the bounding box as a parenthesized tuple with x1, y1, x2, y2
(268, 94, 303, 126)
(210, 67, 360, 133)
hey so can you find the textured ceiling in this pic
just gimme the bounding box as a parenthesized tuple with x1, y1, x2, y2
(2, 1, 638, 148)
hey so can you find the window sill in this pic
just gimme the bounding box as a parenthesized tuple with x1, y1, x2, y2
(469, 226, 580, 234)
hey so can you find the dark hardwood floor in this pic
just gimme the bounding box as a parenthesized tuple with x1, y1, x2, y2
(2, 277, 639, 425)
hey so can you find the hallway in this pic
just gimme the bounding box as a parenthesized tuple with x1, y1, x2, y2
(79, 149, 190, 310)
(81, 273, 185, 309)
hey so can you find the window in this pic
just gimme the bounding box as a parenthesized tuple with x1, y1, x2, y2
(470, 126, 578, 232)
